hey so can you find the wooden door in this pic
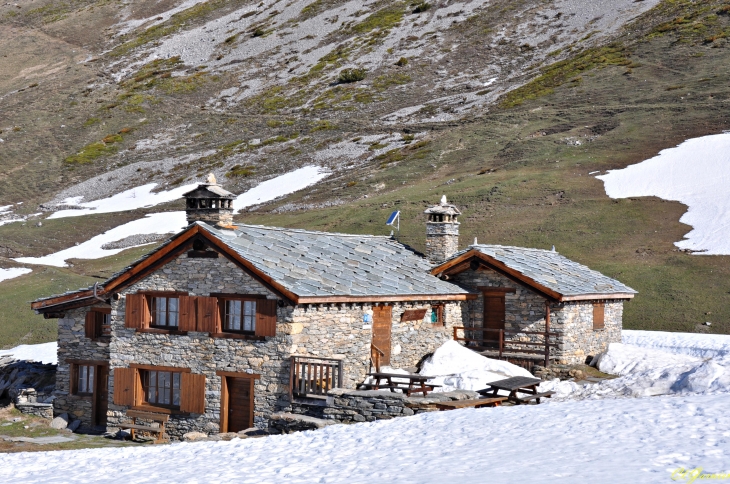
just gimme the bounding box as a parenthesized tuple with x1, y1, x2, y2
(93, 365, 109, 427)
(226, 377, 254, 432)
(483, 295, 506, 345)
(371, 305, 392, 366)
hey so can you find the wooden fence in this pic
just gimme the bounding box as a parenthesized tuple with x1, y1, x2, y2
(290, 356, 344, 398)
(453, 327, 559, 367)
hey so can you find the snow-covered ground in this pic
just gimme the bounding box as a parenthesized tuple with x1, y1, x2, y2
(597, 133, 730, 254)
(232, 165, 329, 212)
(0, 267, 32, 283)
(0, 393, 726, 483)
(624, 329, 730, 359)
(0, 342, 56, 365)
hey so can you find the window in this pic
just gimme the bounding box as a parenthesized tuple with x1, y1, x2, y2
(431, 304, 444, 326)
(223, 299, 256, 333)
(85, 309, 110, 339)
(142, 370, 181, 408)
(593, 302, 605, 330)
(151, 297, 179, 328)
(76, 364, 95, 395)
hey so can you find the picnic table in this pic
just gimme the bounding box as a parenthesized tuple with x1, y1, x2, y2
(477, 376, 554, 405)
(360, 372, 440, 397)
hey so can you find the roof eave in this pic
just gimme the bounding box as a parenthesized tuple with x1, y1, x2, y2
(296, 293, 477, 304)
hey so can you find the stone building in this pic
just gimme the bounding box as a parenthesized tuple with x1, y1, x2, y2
(31, 185, 634, 436)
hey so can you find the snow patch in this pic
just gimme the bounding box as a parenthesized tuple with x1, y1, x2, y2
(0, 267, 32, 283)
(0, 342, 57, 365)
(233, 165, 329, 212)
(597, 133, 730, 254)
(623, 329, 730, 359)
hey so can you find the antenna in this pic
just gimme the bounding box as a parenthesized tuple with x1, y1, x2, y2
(386, 210, 400, 239)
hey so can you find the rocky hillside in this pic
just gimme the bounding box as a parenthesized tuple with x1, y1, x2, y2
(1, 0, 730, 346)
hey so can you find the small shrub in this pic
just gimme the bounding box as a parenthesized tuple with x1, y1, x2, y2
(412, 2, 431, 14)
(401, 133, 415, 144)
(337, 68, 366, 83)
(102, 134, 123, 144)
(311, 120, 336, 132)
(118, 127, 133, 134)
(252, 28, 265, 37)
(226, 165, 255, 177)
(83, 118, 100, 127)
(395, 57, 408, 67)
(346, 181, 358, 187)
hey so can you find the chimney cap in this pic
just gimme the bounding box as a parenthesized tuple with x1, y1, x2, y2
(182, 178, 235, 199)
(424, 195, 461, 216)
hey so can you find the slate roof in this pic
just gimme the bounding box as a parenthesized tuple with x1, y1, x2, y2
(444, 244, 636, 299)
(202, 223, 470, 298)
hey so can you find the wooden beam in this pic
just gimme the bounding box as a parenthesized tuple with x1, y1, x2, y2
(128, 363, 192, 373)
(477, 287, 517, 294)
(215, 370, 261, 379)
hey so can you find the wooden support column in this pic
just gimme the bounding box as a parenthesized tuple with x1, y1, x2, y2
(544, 301, 551, 368)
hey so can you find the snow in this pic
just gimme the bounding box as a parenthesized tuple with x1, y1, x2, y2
(14, 212, 188, 267)
(420, 340, 533, 391)
(0, 267, 31, 283)
(232, 165, 330, 212)
(48, 183, 197, 219)
(597, 133, 730, 254)
(623, 329, 730, 359)
(0, 342, 57, 365)
(1, 392, 727, 483)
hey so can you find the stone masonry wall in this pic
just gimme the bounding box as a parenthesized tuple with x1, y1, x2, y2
(425, 222, 459, 264)
(451, 267, 624, 365)
(53, 306, 111, 431)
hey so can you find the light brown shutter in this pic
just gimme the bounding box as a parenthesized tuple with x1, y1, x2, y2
(255, 299, 277, 337)
(113, 367, 137, 406)
(85, 311, 96, 339)
(593, 303, 605, 330)
(178, 296, 198, 332)
(125, 294, 150, 329)
(197, 297, 220, 333)
(180, 373, 206, 414)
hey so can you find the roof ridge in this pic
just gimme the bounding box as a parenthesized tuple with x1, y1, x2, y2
(202, 222, 394, 239)
(471, 244, 557, 253)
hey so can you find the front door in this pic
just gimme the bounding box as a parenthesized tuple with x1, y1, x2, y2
(483, 294, 506, 346)
(225, 377, 254, 432)
(92, 365, 109, 427)
(372, 305, 392, 366)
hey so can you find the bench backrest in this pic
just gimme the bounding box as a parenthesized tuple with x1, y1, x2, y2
(126, 410, 170, 422)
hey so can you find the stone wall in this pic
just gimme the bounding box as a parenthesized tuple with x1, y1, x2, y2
(451, 266, 624, 365)
(425, 221, 459, 264)
(287, 388, 479, 425)
(53, 306, 110, 431)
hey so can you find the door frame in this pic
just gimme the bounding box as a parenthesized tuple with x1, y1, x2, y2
(480, 288, 515, 345)
(217, 371, 260, 433)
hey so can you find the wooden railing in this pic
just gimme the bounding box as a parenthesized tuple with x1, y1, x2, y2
(290, 356, 344, 398)
(370, 344, 385, 373)
(453, 327, 559, 367)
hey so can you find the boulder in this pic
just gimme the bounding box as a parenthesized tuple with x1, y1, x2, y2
(67, 419, 81, 432)
(182, 431, 208, 442)
(50, 413, 69, 430)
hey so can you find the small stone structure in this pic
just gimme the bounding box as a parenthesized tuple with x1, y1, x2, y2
(425, 196, 461, 265)
(183, 174, 235, 227)
(0, 355, 56, 419)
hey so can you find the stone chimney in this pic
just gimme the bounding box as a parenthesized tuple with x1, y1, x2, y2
(424, 195, 461, 265)
(182, 174, 236, 227)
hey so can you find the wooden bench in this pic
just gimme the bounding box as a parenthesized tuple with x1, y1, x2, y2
(435, 397, 507, 411)
(119, 410, 169, 443)
(515, 391, 555, 404)
(358, 382, 442, 396)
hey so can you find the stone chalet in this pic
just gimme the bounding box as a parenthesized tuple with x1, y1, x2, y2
(30, 180, 635, 437)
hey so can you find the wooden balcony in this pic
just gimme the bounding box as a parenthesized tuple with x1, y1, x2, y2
(290, 356, 344, 399)
(453, 327, 559, 368)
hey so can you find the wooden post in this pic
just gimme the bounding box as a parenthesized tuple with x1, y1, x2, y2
(544, 301, 551, 368)
(499, 329, 503, 358)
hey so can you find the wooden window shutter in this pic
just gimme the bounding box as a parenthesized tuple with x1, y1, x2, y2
(180, 373, 206, 414)
(85, 311, 96, 339)
(197, 296, 220, 333)
(125, 294, 150, 329)
(113, 367, 137, 406)
(255, 299, 277, 337)
(593, 303, 605, 330)
(401, 309, 427, 322)
(178, 296, 198, 332)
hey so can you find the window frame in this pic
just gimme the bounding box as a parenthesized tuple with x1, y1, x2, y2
(86, 308, 111, 340)
(149, 295, 181, 329)
(75, 364, 95, 396)
(140, 369, 183, 410)
(214, 294, 266, 336)
(431, 303, 445, 326)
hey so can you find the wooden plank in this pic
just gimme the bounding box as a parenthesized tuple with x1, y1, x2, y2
(477, 287, 517, 293)
(178, 295, 198, 332)
(126, 410, 170, 422)
(215, 370, 261, 379)
(197, 296, 221, 333)
(129, 364, 192, 373)
(180, 373, 206, 414)
(255, 299, 277, 337)
(113, 368, 136, 406)
(372, 305, 392, 366)
(400, 309, 427, 322)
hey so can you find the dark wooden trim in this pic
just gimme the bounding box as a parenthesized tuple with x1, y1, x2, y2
(296, 294, 476, 304)
(215, 370, 261, 379)
(136, 328, 187, 336)
(66, 359, 109, 366)
(561, 293, 635, 301)
(211, 332, 266, 341)
(90, 307, 112, 314)
(129, 364, 192, 373)
(186, 250, 219, 258)
(209, 293, 270, 299)
(477, 287, 517, 294)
